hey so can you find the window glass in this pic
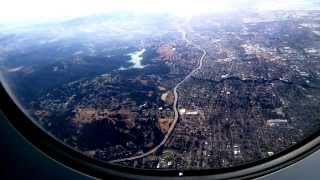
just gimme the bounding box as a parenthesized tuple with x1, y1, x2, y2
(1, 0, 320, 170)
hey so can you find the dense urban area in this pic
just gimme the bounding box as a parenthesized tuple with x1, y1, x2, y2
(1, 10, 320, 170)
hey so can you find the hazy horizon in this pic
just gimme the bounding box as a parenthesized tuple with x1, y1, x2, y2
(1, 0, 320, 24)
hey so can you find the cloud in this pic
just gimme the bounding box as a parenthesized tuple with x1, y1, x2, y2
(0, 0, 318, 23)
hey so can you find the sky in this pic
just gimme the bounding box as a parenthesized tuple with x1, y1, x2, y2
(0, 0, 318, 23)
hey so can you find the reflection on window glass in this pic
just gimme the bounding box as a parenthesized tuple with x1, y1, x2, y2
(1, 0, 320, 170)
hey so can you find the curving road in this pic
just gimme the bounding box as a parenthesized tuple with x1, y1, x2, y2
(109, 28, 207, 163)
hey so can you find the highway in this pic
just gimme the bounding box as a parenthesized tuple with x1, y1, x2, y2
(109, 27, 207, 163)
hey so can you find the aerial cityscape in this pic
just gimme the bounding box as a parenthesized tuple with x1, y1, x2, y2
(1, 0, 320, 170)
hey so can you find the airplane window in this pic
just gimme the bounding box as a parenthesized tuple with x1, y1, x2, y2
(1, 0, 320, 179)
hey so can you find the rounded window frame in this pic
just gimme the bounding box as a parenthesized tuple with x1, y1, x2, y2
(1, 81, 320, 180)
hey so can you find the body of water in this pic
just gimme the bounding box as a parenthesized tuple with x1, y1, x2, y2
(128, 48, 146, 69)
